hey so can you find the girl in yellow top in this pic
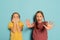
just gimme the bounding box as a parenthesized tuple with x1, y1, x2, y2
(8, 12, 24, 40)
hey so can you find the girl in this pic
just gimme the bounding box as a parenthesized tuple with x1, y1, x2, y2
(8, 12, 24, 40)
(26, 11, 53, 40)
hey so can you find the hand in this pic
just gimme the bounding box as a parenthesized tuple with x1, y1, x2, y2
(26, 19, 31, 27)
(12, 29, 16, 33)
(12, 18, 20, 23)
(16, 19, 20, 23)
(47, 21, 53, 27)
(43, 21, 53, 30)
(12, 18, 16, 23)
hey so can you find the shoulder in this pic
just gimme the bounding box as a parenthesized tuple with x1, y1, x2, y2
(18, 21, 24, 26)
(19, 21, 23, 24)
(43, 21, 48, 23)
(9, 22, 13, 25)
(8, 22, 13, 28)
(42, 21, 48, 25)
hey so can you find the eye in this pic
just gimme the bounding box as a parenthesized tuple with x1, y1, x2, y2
(40, 15, 43, 17)
(13, 16, 15, 18)
(37, 16, 39, 17)
(40, 16, 41, 17)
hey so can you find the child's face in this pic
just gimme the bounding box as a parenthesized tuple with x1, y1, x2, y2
(13, 14, 19, 20)
(36, 13, 43, 23)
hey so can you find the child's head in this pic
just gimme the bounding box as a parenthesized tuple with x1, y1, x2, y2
(33, 11, 45, 23)
(11, 12, 20, 21)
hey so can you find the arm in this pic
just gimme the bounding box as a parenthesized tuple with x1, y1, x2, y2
(43, 22, 53, 30)
(16, 19, 24, 32)
(16, 23, 23, 32)
(10, 18, 17, 33)
(10, 22, 16, 33)
(13, 23, 16, 32)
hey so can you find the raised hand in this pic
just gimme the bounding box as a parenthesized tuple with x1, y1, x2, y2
(26, 19, 34, 28)
(12, 18, 16, 23)
(43, 21, 53, 30)
(26, 19, 31, 27)
(12, 18, 20, 23)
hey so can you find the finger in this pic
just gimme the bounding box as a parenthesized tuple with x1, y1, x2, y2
(48, 21, 53, 25)
(43, 25, 47, 27)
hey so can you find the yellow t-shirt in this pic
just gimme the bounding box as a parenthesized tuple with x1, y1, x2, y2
(8, 21, 24, 40)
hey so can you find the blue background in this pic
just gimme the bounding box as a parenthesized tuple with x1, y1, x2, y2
(0, 0, 60, 40)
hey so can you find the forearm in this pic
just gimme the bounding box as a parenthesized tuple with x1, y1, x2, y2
(17, 26, 21, 32)
(43, 25, 52, 30)
(19, 27, 23, 31)
(16, 23, 23, 32)
(11, 23, 16, 33)
(27, 23, 34, 28)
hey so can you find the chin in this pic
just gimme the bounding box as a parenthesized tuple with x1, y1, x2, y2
(37, 21, 42, 23)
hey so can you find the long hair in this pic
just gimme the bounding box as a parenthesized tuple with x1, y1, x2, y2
(33, 11, 45, 22)
(11, 12, 20, 21)
(33, 11, 45, 31)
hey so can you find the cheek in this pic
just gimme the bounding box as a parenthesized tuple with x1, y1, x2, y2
(16, 16, 20, 18)
(13, 17, 19, 20)
(40, 17, 43, 19)
(16, 15, 19, 18)
(36, 17, 38, 20)
(15, 16, 19, 19)
(40, 17, 43, 21)
(13, 16, 15, 19)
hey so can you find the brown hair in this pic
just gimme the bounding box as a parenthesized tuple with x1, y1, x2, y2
(33, 11, 45, 22)
(33, 11, 45, 31)
(11, 12, 20, 21)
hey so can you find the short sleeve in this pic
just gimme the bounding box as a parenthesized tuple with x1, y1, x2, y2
(8, 22, 13, 29)
(18, 21, 24, 28)
(43, 21, 48, 26)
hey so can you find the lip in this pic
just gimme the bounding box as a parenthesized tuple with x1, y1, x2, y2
(37, 19, 41, 21)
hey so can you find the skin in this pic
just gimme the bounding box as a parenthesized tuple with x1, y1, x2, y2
(11, 14, 23, 33)
(26, 13, 53, 30)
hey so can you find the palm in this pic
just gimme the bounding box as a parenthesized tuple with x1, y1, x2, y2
(48, 21, 53, 27)
(47, 21, 53, 29)
(26, 19, 31, 27)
